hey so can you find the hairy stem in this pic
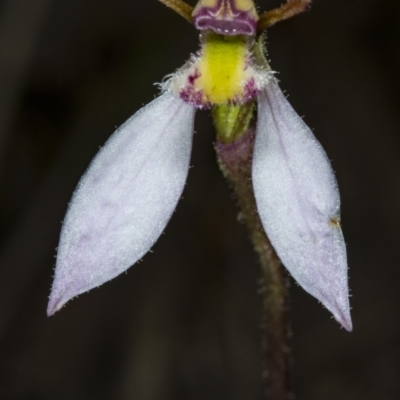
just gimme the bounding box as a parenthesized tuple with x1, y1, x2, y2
(215, 127, 291, 400)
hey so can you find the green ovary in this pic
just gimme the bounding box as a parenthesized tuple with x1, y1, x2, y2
(212, 102, 255, 143)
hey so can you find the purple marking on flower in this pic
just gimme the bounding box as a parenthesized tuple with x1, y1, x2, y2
(188, 69, 201, 85)
(193, 0, 258, 36)
(195, 17, 256, 36)
(179, 88, 202, 107)
(179, 78, 211, 109)
(243, 77, 258, 102)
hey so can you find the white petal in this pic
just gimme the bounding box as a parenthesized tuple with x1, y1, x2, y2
(252, 82, 352, 331)
(48, 92, 196, 315)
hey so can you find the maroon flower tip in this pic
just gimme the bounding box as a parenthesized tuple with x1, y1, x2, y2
(194, 14, 257, 36)
(193, 0, 258, 36)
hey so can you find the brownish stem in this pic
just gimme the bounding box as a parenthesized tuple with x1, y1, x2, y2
(156, 0, 194, 24)
(215, 127, 291, 400)
(257, 0, 312, 33)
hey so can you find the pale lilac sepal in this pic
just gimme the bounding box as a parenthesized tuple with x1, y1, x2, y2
(48, 92, 195, 315)
(252, 82, 352, 331)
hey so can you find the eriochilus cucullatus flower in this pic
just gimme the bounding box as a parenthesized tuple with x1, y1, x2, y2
(48, 0, 352, 343)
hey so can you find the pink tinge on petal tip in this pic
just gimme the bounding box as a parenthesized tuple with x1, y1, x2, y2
(47, 291, 66, 316)
(334, 307, 353, 332)
(47, 92, 196, 316)
(252, 80, 352, 331)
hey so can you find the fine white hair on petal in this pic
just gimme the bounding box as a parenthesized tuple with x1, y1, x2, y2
(48, 92, 196, 315)
(252, 81, 352, 331)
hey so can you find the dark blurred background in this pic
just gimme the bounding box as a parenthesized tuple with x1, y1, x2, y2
(0, 0, 398, 399)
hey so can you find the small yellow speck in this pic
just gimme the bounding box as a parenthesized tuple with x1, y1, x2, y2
(329, 217, 341, 228)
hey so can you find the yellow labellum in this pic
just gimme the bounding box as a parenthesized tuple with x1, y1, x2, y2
(196, 34, 248, 104)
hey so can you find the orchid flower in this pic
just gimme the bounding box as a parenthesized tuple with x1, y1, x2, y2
(48, 0, 352, 331)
